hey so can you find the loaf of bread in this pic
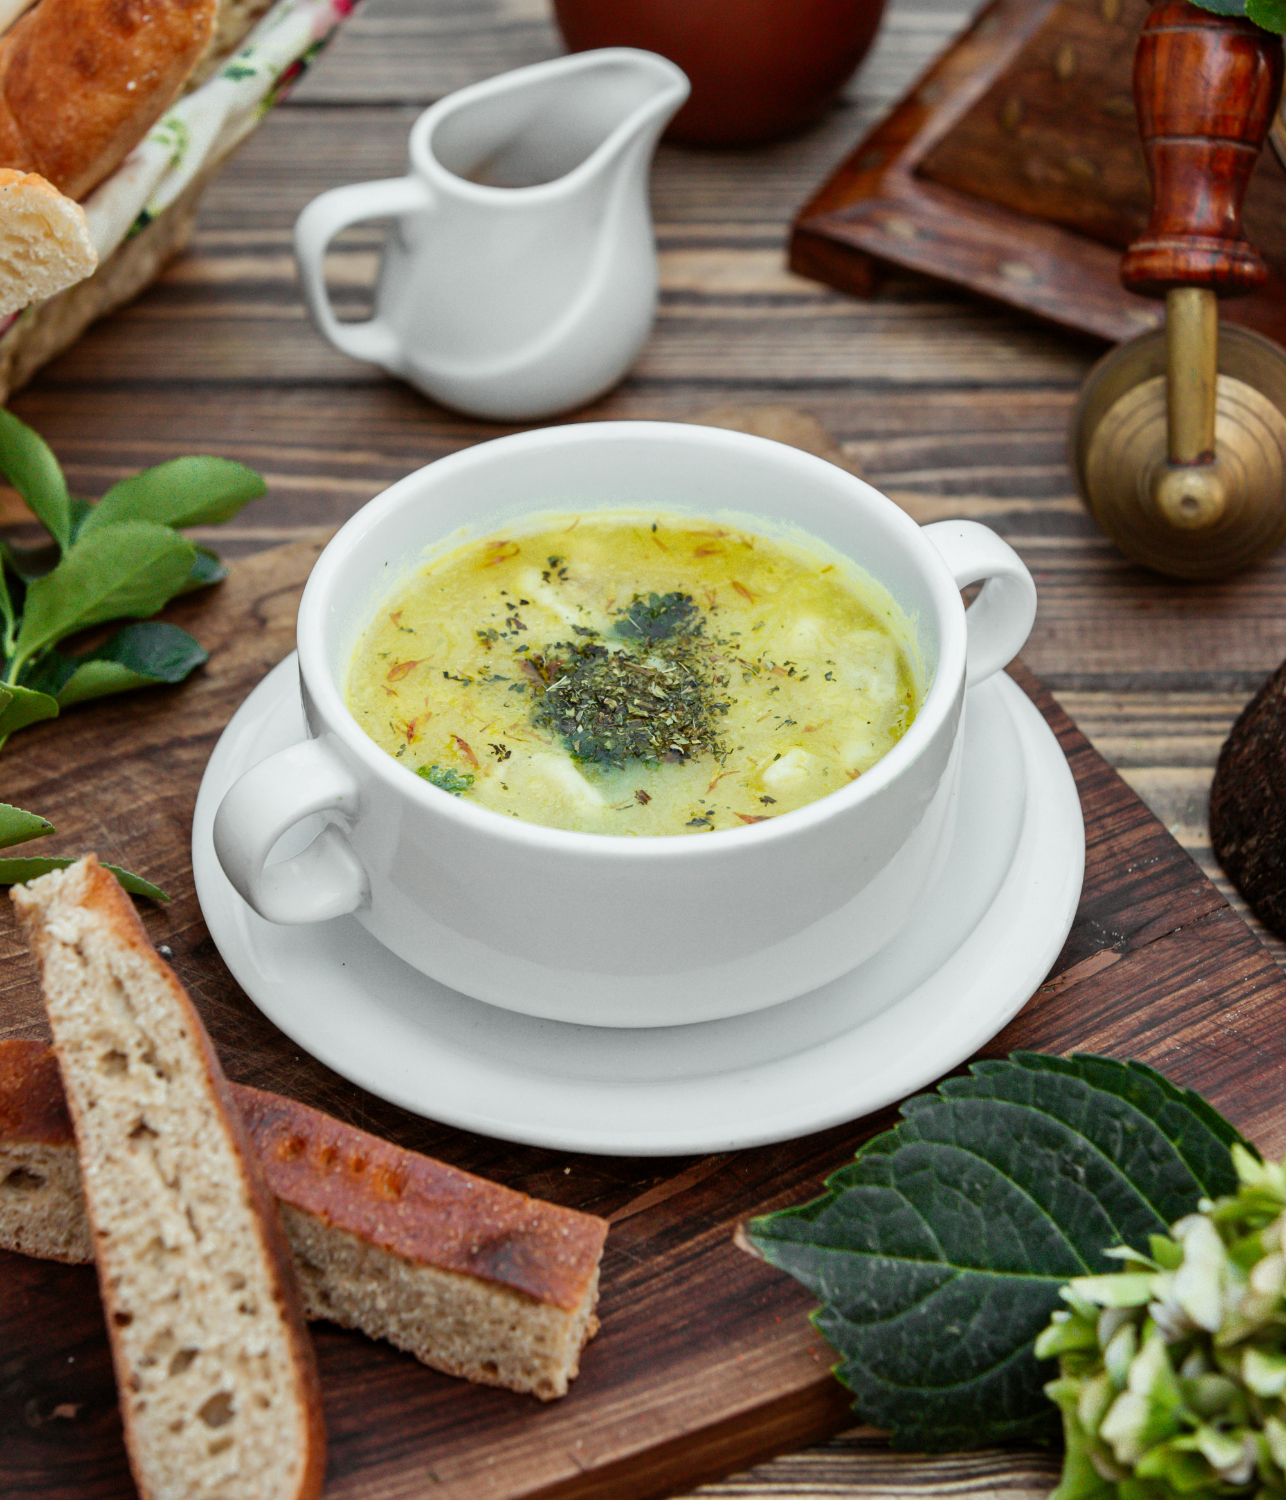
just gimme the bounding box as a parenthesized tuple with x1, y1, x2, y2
(0, 168, 96, 315)
(0, 0, 220, 201)
(0, 1044, 608, 1400)
(11, 856, 326, 1500)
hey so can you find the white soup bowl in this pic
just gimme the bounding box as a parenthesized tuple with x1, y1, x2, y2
(212, 422, 1036, 1026)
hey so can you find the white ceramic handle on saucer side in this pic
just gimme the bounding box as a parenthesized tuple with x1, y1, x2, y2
(922, 520, 1037, 686)
(212, 736, 369, 924)
(294, 176, 433, 373)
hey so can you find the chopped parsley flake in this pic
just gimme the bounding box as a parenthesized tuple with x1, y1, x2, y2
(416, 764, 475, 795)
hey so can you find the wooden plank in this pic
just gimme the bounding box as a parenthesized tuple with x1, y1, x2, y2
(2, 544, 1286, 1500)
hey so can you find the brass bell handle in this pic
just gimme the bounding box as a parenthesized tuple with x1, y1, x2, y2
(1120, 0, 1284, 526)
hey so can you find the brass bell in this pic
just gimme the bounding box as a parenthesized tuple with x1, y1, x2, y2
(1071, 0, 1286, 580)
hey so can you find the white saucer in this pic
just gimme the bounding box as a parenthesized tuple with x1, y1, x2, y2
(192, 657, 1084, 1156)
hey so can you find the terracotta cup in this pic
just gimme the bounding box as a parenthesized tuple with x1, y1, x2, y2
(550, 0, 888, 146)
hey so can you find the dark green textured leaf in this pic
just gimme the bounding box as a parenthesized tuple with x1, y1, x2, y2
(51, 622, 208, 706)
(0, 408, 71, 551)
(1245, 0, 1286, 31)
(0, 802, 54, 849)
(1186, 0, 1252, 12)
(744, 1053, 1245, 1452)
(79, 456, 265, 537)
(0, 856, 168, 900)
(13, 522, 196, 664)
(0, 681, 58, 736)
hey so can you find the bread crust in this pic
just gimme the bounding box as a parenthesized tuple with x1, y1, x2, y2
(0, 1033, 71, 1144)
(12, 857, 326, 1500)
(0, 0, 218, 199)
(236, 1084, 607, 1314)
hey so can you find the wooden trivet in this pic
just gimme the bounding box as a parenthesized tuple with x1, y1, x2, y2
(3, 539, 1285, 1500)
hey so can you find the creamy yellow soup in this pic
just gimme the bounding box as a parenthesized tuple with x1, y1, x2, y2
(345, 513, 920, 835)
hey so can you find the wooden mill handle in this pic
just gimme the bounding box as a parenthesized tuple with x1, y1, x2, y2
(1121, 0, 1284, 297)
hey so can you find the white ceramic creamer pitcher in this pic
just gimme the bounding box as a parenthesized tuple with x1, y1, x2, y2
(294, 50, 689, 420)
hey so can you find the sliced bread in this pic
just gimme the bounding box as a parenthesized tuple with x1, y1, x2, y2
(0, 1036, 608, 1399)
(11, 856, 326, 1500)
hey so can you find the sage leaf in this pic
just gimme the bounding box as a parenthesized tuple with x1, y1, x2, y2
(0, 408, 72, 551)
(13, 522, 196, 665)
(79, 456, 265, 537)
(0, 681, 58, 735)
(50, 622, 208, 706)
(0, 856, 168, 900)
(743, 1053, 1245, 1452)
(0, 802, 54, 849)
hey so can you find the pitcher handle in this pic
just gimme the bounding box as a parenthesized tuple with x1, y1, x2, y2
(922, 520, 1036, 687)
(213, 736, 369, 925)
(294, 176, 433, 371)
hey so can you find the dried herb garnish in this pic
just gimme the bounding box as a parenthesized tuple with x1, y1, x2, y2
(613, 590, 702, 644)
(525, 592, 728, 771)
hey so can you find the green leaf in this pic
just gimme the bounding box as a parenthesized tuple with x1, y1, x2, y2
(0, 681, 58, 735)
(0, 802, 54, 849)
(1186, 0, 1250, 12)
(0, 856, 169, 900)
(79, 456, 265, 537)
(0, 534, 58, 583)
(0, 560, 13, 645)
(178, 545, 229, 594)
(743, 1053, 1245, 1452)
(13, 522, 196, 664)
(53, 622, 208, 706)
(0, 409, 72, 550)
(1245, 0, 1286, 31)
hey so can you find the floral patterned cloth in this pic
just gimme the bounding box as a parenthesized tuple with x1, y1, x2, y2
(82, 0, 357, 259)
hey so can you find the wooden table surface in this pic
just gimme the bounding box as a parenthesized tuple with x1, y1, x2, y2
(5, 0, 1286, 1495)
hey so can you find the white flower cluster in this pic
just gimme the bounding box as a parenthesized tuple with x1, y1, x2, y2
(1036, 1148, 1286, 1500)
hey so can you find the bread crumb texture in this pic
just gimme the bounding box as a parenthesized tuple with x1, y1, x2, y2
(13, 861, 321, 1500)
(0, 168, 95, 315)
(286, 1205, 599, 1400)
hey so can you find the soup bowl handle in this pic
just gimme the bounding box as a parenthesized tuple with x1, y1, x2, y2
(213, 736, 370, 924)
(922, 520, 1036, 687)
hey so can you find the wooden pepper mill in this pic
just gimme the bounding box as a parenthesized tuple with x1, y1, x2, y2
(1071, 0, 1286, 579)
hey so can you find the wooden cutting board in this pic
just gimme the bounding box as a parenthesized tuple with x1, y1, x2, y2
(3, 538, 1286, 1500)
